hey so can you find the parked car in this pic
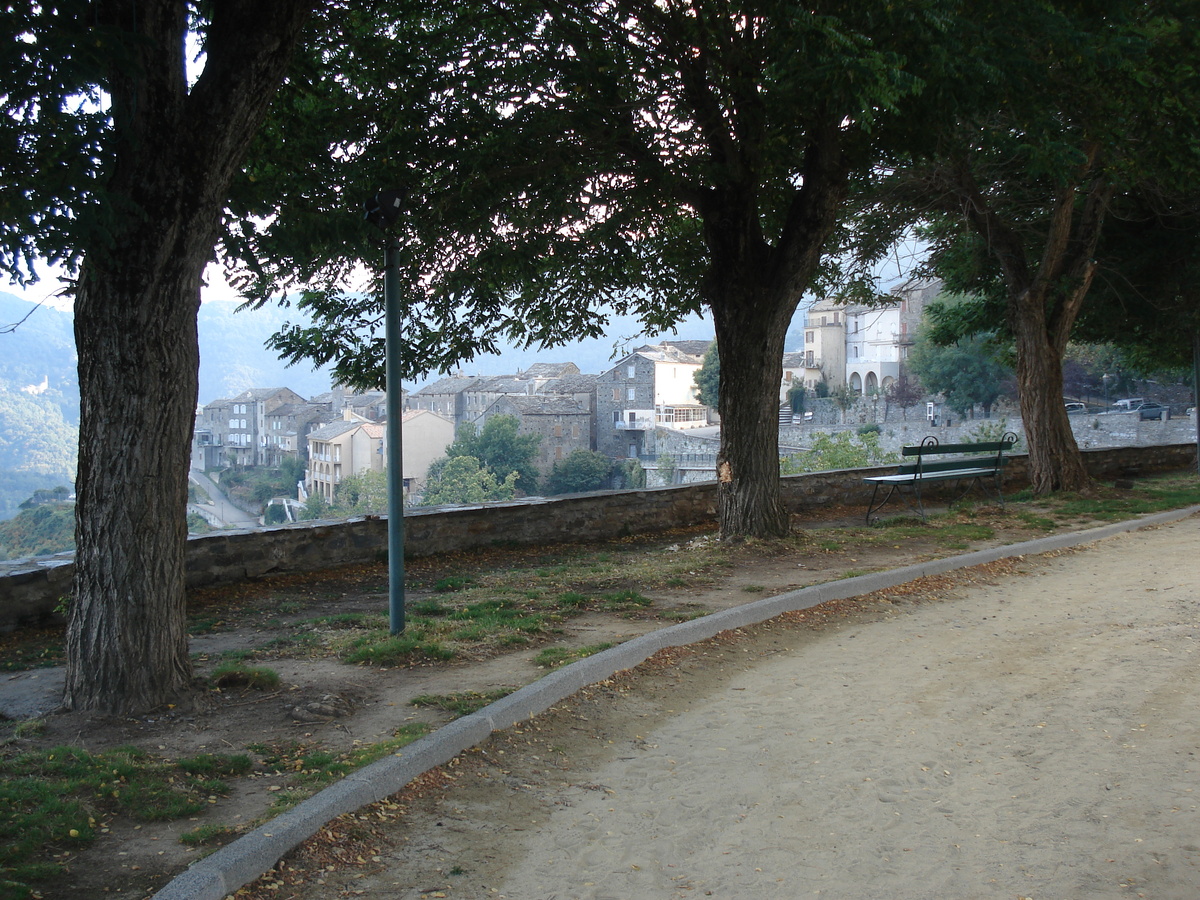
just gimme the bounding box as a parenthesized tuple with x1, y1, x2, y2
(1137, 401, 1170, 420)
(1064, 401, 1086, 413)
(1112, 398, 1145, 410)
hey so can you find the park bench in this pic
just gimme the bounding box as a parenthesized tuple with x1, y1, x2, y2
(863, 433, 1019, 523)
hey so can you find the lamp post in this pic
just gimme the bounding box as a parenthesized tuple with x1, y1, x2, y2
(365, 190, 406, 634)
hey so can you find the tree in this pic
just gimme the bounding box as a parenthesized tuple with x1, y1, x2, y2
(786, 383, 807, 415)
(780, 431, 896, 475)
(300, 493, 332, 521)
(421, 455, 519, 506)
(441, 416, 541, 495)
(886, 371, 924, 421)
(693, 341, 720, 410)
(544, 450, 616, 495)
(334, 468, 389, 516)
(831, 384, 857, 423)
(848, 0, 1200, 492)
(0, 2, 314, 712)
(908, 324, 1010, 419)
(236, 0, 979, 540)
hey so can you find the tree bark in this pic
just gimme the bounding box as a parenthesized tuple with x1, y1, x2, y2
(1010, 288, 1091, 493)
(711, 290, 793, 539)
(63, 0, 311, 714)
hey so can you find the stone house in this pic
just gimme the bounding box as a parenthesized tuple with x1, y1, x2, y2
(595, 341, 710, 460)
(263, 402, 336, 467)
(305, 418, 386, 503)
(797, 297, 847, 392)
(395, 409, 456, 495)
(478, 395, 592, 474)
(408, 375, 477, 426)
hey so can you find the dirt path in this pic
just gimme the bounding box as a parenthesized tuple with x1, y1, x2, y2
(251, 516, 1200, 900)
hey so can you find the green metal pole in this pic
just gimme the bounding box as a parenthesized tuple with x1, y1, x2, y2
(385, 235, 405, 634)
(1193, 331, 1199, 477)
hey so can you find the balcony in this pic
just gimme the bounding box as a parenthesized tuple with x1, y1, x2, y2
(614, 410, 655, 431)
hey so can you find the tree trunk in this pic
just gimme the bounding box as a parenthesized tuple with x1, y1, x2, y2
(66, 259, 204, 711)
(711, 290, 794, 540)
(1010, 289, 1091, 493)
(62, 0, 310, 714)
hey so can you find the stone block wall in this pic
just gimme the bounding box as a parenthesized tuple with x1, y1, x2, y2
(1, 443, 1195, 633)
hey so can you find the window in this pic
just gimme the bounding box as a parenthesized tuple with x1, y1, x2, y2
(612, 388, 620, 401)
(806, 331, 814, 344)
(806, 350, 814, 366)
(627, 364, 636, 379)
(613, 411, 621, 425)
(627, 387, 636, 401)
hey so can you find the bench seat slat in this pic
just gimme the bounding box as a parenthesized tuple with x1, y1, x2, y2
(864, 466, 998, 484)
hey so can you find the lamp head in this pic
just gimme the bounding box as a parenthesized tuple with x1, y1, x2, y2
(365, 189, 404, 230)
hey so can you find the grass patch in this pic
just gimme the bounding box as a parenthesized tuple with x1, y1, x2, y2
(0, 629, 65, 673)
(0, 746, 253, 892)
(249, 724, 431, 817)
(1016, 510, 1059, 531)
(210, 661, 281, 690)
(409, 599, 449, 616)
(602, 590, 652, 609)
(533, 643, 615, 669)
(410, 688, 517, 716)
(340, 630, 455, 666)
(13, 720, 46, 740)
(299, 612, 379, 629)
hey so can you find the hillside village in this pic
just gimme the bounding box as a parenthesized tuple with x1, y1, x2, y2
(192, 281, 945, 509)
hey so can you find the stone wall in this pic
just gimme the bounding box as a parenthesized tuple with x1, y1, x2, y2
(1, 443, 1195, 633)
(781, 410, 1198, 455)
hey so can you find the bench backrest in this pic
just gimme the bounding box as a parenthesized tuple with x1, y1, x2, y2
(897, 434, 1018, 476)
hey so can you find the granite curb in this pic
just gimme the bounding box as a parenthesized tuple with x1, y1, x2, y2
(152, 505, 1200, 900)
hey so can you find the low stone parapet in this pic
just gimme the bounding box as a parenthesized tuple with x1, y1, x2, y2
(1, 443, 1195, 633)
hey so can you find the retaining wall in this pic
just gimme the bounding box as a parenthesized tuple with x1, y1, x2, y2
(1, 443, 1195, 633)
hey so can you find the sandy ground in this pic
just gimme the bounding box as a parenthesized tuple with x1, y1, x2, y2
(291, 515, 1200, 900)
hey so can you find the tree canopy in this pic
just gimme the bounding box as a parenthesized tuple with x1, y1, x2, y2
(544, 449, 616, 496)
(845, 0, 1200, 491)
(232, 0, 984, 538)
(693, 341, 720, 410)
(422, 456, 519, 506)
(434, 415, 541, 496)
(908, 328, 1011, 419)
